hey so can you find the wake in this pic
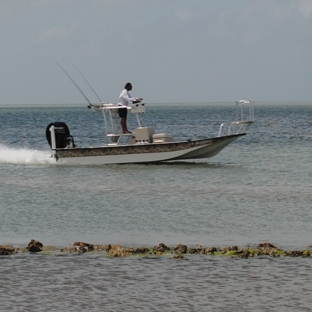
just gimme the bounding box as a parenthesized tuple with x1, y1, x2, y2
(0, 144, 55, 165)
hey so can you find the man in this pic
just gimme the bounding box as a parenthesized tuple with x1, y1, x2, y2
(118, 82, 143, 134)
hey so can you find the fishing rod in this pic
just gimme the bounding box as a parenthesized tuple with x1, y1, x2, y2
(56, 63, 93, 108)
(70, 60, 103, 104)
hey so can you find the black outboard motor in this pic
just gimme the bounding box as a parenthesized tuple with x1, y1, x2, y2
(46, 122, 75, 148)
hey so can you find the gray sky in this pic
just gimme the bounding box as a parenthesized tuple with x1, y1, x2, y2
(1, 0, 312, 104)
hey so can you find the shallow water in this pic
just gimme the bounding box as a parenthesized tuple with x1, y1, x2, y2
(1, 102, 312, 310)
(1, 253, 312, 311)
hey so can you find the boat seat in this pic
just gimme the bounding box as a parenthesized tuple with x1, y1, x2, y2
(153, 133, 173, 143)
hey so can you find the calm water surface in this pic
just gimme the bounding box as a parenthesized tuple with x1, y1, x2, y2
(1, 102, 312, 311)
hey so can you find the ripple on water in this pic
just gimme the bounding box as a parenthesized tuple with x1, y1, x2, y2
(1, 254, 312, 311)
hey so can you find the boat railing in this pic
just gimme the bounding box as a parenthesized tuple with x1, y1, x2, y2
(218, 100, 254, 137)
(218, 120, 254, 137)
(90, 102, 146, 145)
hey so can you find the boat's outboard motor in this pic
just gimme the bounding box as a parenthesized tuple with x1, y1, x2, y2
(46, 122, 75, 148)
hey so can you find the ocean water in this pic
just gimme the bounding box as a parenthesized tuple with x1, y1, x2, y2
(1, 102, 312, 311)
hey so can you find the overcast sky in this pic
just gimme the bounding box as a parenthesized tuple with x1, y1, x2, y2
(1, 0, 312, 104)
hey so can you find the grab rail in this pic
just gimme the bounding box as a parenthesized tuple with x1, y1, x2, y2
(218, 100, 254, 137)
(218, 120, 254, 137)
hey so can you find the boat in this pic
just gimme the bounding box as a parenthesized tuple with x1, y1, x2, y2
(45, 100, 254, 165)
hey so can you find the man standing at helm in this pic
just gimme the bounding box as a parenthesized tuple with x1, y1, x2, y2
(118, 82, 143, 134)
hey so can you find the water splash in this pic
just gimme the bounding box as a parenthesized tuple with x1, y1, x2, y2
(0, 144, 54, 165)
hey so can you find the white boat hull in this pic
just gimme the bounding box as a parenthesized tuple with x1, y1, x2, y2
(53, 134, 244, 165)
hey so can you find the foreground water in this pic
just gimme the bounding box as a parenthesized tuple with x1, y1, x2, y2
(1, 102, 312, 311)
(1, 253, 312, 311)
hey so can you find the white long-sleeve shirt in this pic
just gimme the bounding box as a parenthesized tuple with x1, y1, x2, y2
(118, 89, 135, 106)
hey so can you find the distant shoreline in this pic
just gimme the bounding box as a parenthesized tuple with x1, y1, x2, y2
(0, 101, 312, 108)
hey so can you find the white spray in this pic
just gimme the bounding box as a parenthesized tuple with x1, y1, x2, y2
(0, 144, 55, 165)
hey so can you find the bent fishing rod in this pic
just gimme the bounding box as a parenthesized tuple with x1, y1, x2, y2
(56, 63, 94, 108)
